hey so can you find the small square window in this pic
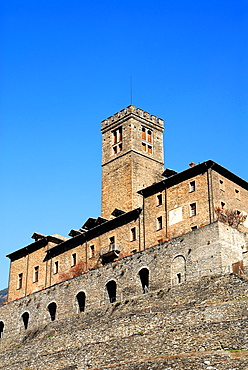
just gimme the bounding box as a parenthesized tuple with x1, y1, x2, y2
(190, 203, 196, 217)
(54, 261, 59, 274)
(189, 181, 196, 192)
(157, 216, 162, 230)
(72, 253, 77, 267)
(191, 226, 197, 231)
(157, 194, 162, 206)
(130, 227, 136, 241)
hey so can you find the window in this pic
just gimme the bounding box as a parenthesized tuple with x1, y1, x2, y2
(130, 227, 136, 241)
(90, 245, 95, 258)
(190, 203, 196, 217)
(0, 321, 4, 338)
(54, 261, 59, 274)
(106, 280, 117, 303)
(109, 236, 115, 245)
(189, 181, 196, 192)
(18, 273, 23, 289)
(191, 226, 197, 231)
(157, 194, 162, 206)
(139, 268, 149, 293)
(157, 216, 162, 230)
(34, 266, 39, 283)
(147, 130, 152, 143)
(141, 127, 146, 140)
(76, 291, 86, 313)
(220, 179, 224, 191)
(235, 189, 240, 200)
(48, 302, 57, 321)
(141, 126, 153, 153)
(22, 312, 29, 330)
(72, 253, 77, 267)
(112, 126, 122, 154)
(221, 201, 225, 209)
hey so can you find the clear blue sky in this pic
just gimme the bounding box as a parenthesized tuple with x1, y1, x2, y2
(0, 0, 247, 290)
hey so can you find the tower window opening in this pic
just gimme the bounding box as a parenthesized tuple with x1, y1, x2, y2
(177, 273, 181, 284)
(157, 216, 162, 230)
(22, 312, 29, 330)
(18, 273, 23, 289)
(142, 142, 146, 151)
(157, 194, 162, 206)
(0, 322, 4, 338)
(106, 280, 117, 303)
(235, 189, 240, 200)
(221, 201, 225, 209)
(76, 292, 86, 312)
(130, 227, 136, 241)
(142, 127, 146, 140)
(190, 203, 196, 217)
(48, 302, 57, 321)
(54, 261, 59, 274)
(148, 145, 152, 154)
(90, 245, 95, 258)
(220, 179, 224, 191)
(189, 181, 196, 192)
(72, 253, 77, 267)
(33, 266, 39, 283)
(147, 130, 152, 143)
(139, 268, 149, 293)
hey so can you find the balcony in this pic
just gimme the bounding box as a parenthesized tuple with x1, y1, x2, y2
(100, 243, 120, 264)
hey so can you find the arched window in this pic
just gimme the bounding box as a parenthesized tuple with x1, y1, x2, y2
(171, 255, 186, 285)
(141, 127, 146, 140)
(139, 268, 149, 293)
(76, 292, 86, 312)
(0, 321, 4, 338)
(22, 312, 29, 330)
(48, 302, 57, 321)
(106, 280, 116, 303)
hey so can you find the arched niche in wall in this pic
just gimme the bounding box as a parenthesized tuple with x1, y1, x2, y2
(76, 291, 86, 313)
(22, 312, 29, 330)
(171, 255, 186, 285)
(106, 280, 117, 303)
(0, 321, 4, 338)
(48, 302, 57, 321)
(138, 268, 149, 293)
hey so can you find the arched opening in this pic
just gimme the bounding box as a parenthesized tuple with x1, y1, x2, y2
(22, 312, 29, 330)
(48, 302, 57, 321)
(0, 321, 4, 338)
(106, 280, 116, 303)
(171, 255, 186, 285)
(76, 291, 86, 312)
(139, 268, 149, 293)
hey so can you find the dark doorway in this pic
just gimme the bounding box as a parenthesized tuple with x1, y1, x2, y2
(0, 321, 4, 338)
(139, 268, 149, 293)
(48, 302, 57, 321)
(106, 280, 116, 303)
(22, 312, 29, 330)
(76, 292, 86, 312)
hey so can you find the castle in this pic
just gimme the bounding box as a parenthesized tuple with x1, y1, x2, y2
(1, 105, 248, 370)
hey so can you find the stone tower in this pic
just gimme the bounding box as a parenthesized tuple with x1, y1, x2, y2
(101, 105, 164, 219)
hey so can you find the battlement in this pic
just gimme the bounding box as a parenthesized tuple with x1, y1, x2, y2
(101, 105, 164, 131)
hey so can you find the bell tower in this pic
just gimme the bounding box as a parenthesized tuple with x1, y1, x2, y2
(101, 105, 164, 219)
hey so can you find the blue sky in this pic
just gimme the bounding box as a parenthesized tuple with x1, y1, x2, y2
(0, 0, 247, 290)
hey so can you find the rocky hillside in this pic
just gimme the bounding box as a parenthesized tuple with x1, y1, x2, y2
(0, 288, 7, 305)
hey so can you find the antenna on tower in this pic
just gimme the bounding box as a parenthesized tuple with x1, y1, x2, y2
(130, 76, 132, 105)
